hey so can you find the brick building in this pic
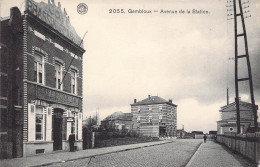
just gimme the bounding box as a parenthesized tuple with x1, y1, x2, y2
(101, 111, 133, 131)
(217, 101, 256, 134)
(0, 0, 85, 158)
(131, 95, 177, 137)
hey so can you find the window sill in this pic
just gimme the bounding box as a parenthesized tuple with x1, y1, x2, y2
(24, 141, 54, 144)
(63, 139, 83, 142)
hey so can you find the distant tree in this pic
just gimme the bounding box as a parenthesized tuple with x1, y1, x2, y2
(83, 114, 99, 132)
(82, 114, 100, 149)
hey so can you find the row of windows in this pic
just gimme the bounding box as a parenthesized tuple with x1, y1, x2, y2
(132, 106, 176, 112)
(34, 53, 78, 95)
(30, 105, 81, 141)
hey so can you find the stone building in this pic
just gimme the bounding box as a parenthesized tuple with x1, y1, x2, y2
(217, 101, 256, 134)
(0, 0, 85, 158)
(131, 95, 177, 137)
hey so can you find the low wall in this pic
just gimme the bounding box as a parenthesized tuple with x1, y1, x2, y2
(216, 132, 260, 164)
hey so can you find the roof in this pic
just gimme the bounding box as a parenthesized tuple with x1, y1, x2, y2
(220, 101, 254, 112)
(0, 16, 10, 21)
(102, 112, 133, 122)
(26, 0, 84, 49)
(131, 96, 177, 107)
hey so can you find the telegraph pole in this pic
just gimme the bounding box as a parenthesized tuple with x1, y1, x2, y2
(227, 0, 258, 133)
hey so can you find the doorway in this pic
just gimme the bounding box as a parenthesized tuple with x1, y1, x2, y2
(159, 126, 166, 137)
(53, 109, 63, 151)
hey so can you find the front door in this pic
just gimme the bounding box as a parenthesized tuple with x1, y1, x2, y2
(159, 126, 166, 137)
(53, 109, 63, 151)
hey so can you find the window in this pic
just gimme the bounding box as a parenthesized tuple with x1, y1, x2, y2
(70, 112, 78, 140)
(159, 114, 163, 123)
(36, 107, 45, 140)
(55, 62, 62, 90)
(137, 116, 140, 123)
(148, 115, 152, 123)
(229, 127, 234, 132)
(34, 53, 44, 84)
(70, 69, 77, 94)
(138, 107, 141, 113)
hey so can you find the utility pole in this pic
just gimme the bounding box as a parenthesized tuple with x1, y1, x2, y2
(227, 0, 258, 133)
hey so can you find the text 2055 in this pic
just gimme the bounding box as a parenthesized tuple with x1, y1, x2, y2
(109, 9, 125, 14)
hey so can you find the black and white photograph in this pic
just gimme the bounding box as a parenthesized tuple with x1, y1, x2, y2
(0, 0, 259, 166)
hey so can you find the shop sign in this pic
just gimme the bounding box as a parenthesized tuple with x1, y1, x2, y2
(67, 117, 74, 122)
(25, 0, 82, 47)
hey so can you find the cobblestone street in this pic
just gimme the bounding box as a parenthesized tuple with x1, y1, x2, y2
(49, 140, 202, 167)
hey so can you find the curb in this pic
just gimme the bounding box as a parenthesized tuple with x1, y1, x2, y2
(185, 142, 203, 167)
(32, 140, 173, 167)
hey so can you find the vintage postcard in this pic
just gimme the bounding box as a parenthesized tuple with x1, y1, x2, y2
(0, 0, 259, 166)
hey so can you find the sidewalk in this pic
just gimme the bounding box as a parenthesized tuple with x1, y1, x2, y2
(186, 141, 256, 167)
(0, 140, 172, 167)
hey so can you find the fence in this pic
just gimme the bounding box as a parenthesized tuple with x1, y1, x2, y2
(216, 132, 260, 164)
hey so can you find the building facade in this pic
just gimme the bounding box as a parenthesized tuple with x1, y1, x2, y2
(0, 0, 85, 158)
(131, 95, 177, 137)
(101, 111, 133, 131)
(217, 101, 256, 134)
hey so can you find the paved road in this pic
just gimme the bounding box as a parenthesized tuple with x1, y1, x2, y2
(49, 140, 202, 167)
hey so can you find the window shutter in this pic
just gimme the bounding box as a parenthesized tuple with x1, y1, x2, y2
(78, 113, 82, 140)
(46, 107, 52, 141)
(28, 103, 36, 141)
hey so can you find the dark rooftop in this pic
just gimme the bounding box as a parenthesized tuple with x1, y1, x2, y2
(131, 95, 177, 107)
(102, 111, 133, 122)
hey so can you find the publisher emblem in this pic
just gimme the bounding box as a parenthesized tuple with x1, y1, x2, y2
(77, 3, 88, 15)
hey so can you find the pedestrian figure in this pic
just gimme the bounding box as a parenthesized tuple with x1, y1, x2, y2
(68, 133, 75, 152)
(203, 134, 207, 143)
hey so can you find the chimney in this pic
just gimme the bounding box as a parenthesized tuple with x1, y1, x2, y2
(169, 99, 172, 103)
(227, 88, 229, 105)
(134, 99, 137, 103)
(148, 95, 151, 99)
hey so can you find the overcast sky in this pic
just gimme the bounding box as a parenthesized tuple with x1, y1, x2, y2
(1, 0, 260, 133)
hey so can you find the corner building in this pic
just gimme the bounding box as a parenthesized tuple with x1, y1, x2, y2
(0, 0, 85, 158)
(131, 96, 177, 137)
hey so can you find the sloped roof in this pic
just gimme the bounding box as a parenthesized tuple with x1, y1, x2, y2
(220, 101, 254, 112)
(131, 96, 177, 106)
(102, 112, 133, 122)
